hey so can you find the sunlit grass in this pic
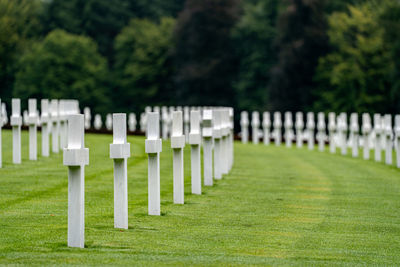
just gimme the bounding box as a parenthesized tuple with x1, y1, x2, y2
(0, 130, 399, 265)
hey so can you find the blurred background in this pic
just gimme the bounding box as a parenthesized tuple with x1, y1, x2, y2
(0, 0, 399, 115)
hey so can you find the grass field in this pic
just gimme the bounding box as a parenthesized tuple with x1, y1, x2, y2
(0, 129, 399, 265)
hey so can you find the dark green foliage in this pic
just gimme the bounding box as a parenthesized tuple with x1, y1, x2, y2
(14, 30, 110, 114)
(0, 0, 42, 104)
(113, 18, 176, 113)
(42, 0, 185, 61)
(313, 2, 396, 114)
(380, 1, 400, 113)
(232, 0, 279, 112)
(173, 0, 241, 106)
(325, 0, 362, 13)
(268, 0, 329, 112)
(42, 0, 135, 61)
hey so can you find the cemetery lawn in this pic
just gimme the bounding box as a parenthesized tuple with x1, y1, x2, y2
(1, 130, 400, 266)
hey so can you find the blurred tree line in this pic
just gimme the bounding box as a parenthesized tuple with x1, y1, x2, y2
(0, 0, 399, 115)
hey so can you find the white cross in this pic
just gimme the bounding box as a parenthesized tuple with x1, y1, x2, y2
(240, 111, 249, 144)
(110, 114, 131, 229)
(58, 100, 68, 149)
(1, 103, 7, 125)
(284, 112, 294, 148)
(23, 110, 28, 126)
(373, 114, 382, 162)
(306, 112, 315, 150)
(220, 109, 229, 175)
(295, 112, 304, 148)
(11, 99, 22, 164)
(171, 111, 185, 204)
(213, 109, 223, 180)
(84, 107, 91, 130)
(94, 114, 102, 130)
(105, 113, 113, 131)
(262, 112, 271, 146)
(362, 113, 371, 160)
(161, 106, 169, 140)
(189, 110, 201, 194)
(184, 106, 190, 143)
(145, 112, 162, 215)
(41, 99, 50, 157)
(63, 114, 89, 248)
(228, 108, 234, 170)
(328, 112, 336, 153)
(50, 100, 59, 153)
(202, 109, 213, 186)
(0, 98, 2, 167)
(251, 111, 260, 144)
(349, 113, 359, 158)
(28, 99, 39, 160)
(383, 114, 393, 165)
(273, 112, 282, 146)
(317, 112, 326, 152)
(337, 113, 348, 155)
(128, 113, 137, 132)
(394, 115, 400, 168)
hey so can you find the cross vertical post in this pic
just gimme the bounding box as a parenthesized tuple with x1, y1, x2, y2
(221, 109, 229, 175)
(295, 112, 304, 148)
(202, 110, 213, 186)
(128, 113, 137, 132)
(84, 107, 91, 130)
(41, 100, 50, 157)
(28, 99, 38, 160)
(374, 114, 382, 162)
(395, 115, 400, 168)
(50, 100, 59, 153)
(213, 110, 222, 180)
(264, 112, 273, 146)
(251, 111, 260, 144)
(317, 112, 326, 152)
(284, 112, 294, 148)
(273, 112, 282, 146)
(328, 113, 336, 153)
(350, 113, 359, 158)
(384, 114, 393, 165)
(362, 113, 371, 160)
(59, 100, 68, 149)
(189, 110, 201, 194)
(240, 111, 249, 144)
(339, 113, 348, 155)
(228, 108, 234, 171)
(0, 99, 2, 167)
(307, 112, 315, 150)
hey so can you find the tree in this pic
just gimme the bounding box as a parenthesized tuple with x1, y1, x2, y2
(232, 0, 279, 112)
(380, 0, 400, 113)
(325, 0, 362, 13)
(314, 2, 394, 114)
(42, 0, 185, 61)
(113, 17, 176, 113)
(173, 0, 241, 106)
(0, 0, 42, 103)
(268, 0, 329, 112)
(14, 29, 109, 114)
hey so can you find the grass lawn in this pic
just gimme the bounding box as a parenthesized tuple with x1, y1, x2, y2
(0, 129, 399, 265)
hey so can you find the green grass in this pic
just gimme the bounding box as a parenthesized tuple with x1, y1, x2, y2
(0, 129, 399, 265)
